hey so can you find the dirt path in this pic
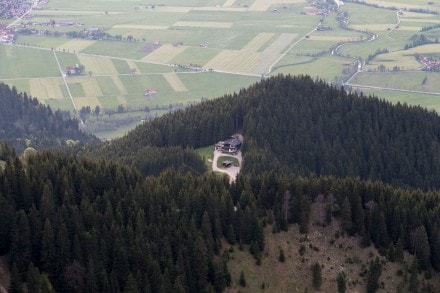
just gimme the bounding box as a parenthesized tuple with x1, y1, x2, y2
(212, 150, 242, 183)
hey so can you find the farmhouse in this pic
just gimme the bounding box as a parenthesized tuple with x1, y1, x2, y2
(144, 88, 157, 96)
(65, 65, 84, 76)
(215, 137, 242, 153)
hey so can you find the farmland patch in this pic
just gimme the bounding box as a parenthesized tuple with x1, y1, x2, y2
(75, 78, 104, 97)
(141, 44, 188, 63)
(359, 0, 435, 10)
(249, 0, 307, 11)
(173, 21, 233, 28)
(262, 33, 296, 54)
(56, 39, 95, 52)
(74, 96, 101, 109)
(29, 78, 66, 100)
(112, 24, 169, 30)
(77, 55, 119, 75)
(163, 73, 188, 92)
(241, 33, 275, 51)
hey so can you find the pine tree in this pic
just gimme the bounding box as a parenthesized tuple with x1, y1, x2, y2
(341, 197, 352, 233)
(311, 262, 322, 290)
(279, 248, 286, 262)
(366, 257, 382, 293)
(337, 272, 346, 293)
(239, 270, 246, 287)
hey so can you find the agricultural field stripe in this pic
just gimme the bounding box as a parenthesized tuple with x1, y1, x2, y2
(56, 39, 95, 52)
(173, 21, 233, 28)
(360, 0, 431, 10)
(193, 7, 246, 12)
(79, 78, 104, 97)
(111, 76, 127, 95)
(249, 0, 306, 11)
(163, 73, 188, 92)
(141, 45, 187, 63)
(126, 61, 141, 76)
(29, 78, 64, 100)
(223, 0, 236, 6)
(263, 33, 297, 54)
(77, 55, 119, 75)
(401, 18, 440, 24)
(241, 33, 275, 52)
(113, 24, 169, 30)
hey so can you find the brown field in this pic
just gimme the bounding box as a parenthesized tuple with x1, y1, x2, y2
(74, 78, 104, 97)
(141, 44, 188, 63)
(205, 50, 263, 74)
(77, 55, 119, 75)
(163, 73, 188, 92)
(57, 39, 95, 52)
(29, 78, 65, 100)
(223, 0, 237, 7)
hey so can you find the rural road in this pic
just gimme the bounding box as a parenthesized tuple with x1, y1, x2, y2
(212, 150, 242, 183)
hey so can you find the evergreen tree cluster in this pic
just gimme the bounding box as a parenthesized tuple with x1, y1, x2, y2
(233, 173, 440, 272)
(0, 150, 266, 292)
(0, 83, 97, 153)
(98, 75, 440, 190)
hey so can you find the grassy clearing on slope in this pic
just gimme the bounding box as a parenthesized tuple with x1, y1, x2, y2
(195, 145, 215, 169)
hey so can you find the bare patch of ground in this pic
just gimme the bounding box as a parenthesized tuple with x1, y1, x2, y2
(226, 201, 440, 292)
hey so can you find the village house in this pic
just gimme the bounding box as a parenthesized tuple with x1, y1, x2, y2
(65, 65, 84, 76)
(0, 28, 14, 43)
(215, 137, 242, 154)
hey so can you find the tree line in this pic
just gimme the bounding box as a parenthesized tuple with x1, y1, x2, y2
(0, 83, 98, 154)
(92, 75, 440, 190)
(2, 146, 440, 291)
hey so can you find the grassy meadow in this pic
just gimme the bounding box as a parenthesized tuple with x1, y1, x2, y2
(1, 0, 440, 137)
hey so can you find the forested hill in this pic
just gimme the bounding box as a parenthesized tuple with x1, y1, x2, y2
(0, 83, 98, 153)
(2, 147, 440, 292)
(93, 74, 440, 190)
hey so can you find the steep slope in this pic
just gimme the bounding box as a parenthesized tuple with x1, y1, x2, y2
(0, 83, 98, 153)
(95, 74, 440, 190)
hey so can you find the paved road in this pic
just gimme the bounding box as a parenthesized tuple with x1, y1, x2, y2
(212, 150, 242, 183)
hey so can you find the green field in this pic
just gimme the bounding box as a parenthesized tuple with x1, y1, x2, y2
(2, 0, 440, 137)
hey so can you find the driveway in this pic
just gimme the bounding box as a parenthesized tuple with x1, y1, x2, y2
(212, 150, 242, 183)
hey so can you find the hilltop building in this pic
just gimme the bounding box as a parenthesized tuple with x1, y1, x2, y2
(215, 137, 242, 153)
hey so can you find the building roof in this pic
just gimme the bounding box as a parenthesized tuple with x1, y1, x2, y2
(223, 137, 241, 147)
